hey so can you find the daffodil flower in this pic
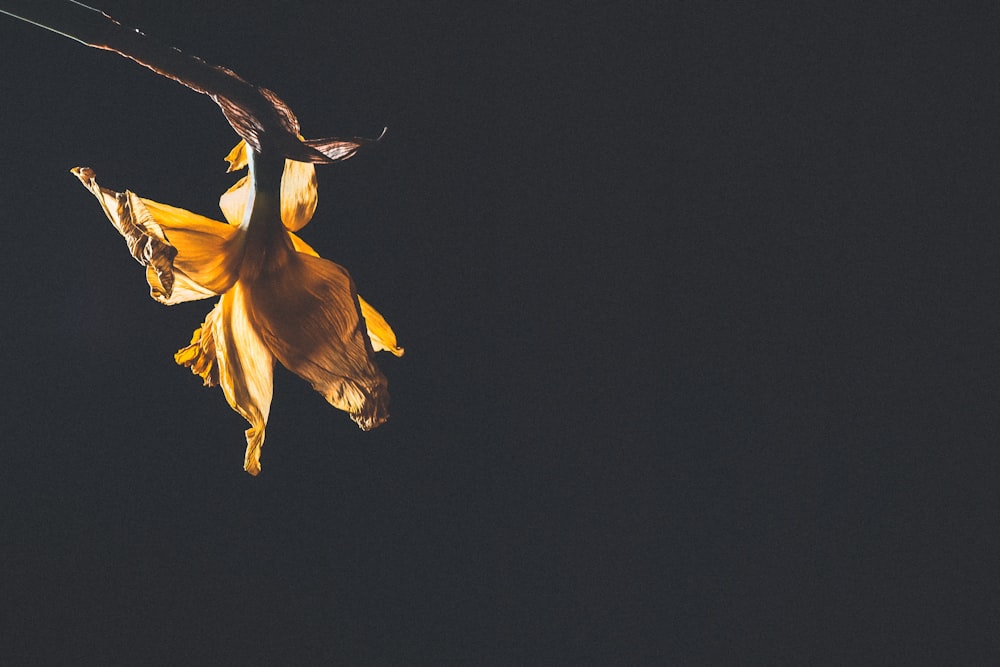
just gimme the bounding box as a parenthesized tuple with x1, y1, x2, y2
(73, 140, 403, 475)
(1, 1, 402, 473)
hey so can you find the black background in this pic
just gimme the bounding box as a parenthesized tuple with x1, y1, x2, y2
(0, 2, 997, 663)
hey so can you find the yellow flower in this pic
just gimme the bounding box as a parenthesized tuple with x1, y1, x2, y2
(72, 141, 403, 475)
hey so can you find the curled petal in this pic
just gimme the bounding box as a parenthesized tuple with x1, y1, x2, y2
(140, 199, 243, 297)
(74, 168, 242, 304)
(73, 166, 179, 300)
(224, 140, 249, 173)
(214, 285, 275, 475)
(245, 253, 389, 430)
(175, 304, 221, 387)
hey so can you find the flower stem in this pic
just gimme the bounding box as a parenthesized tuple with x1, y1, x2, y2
(0, 0, 115, 45)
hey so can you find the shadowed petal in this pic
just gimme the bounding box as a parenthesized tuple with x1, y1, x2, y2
(214, 284, 275, 475)
(246, 253, 389, 430)
(288, 234, 403, 356)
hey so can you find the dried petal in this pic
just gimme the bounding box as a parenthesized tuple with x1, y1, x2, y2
(175, 304, 221, 387)
(245, 253, 389, 430)
(214, 284, 275, 475)
(73, 167, 177, 299)
(140, 199, 243, 297)
(74, 167, 243, 305)
(224, 140, 249, 173)
(288, 234, 403, 356)
(358, 296, 405, 357)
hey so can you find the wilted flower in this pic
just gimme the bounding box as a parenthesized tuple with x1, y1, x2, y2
(73, 140, 402, 475)
(0, 0, 402, 474)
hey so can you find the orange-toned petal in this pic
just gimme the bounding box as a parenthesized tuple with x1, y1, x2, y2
(219, 174, 250, 226)
(73, 166, 177, 297)
(214, 284, 275, 475)
(245, 253, 389, 430)
(279, 158, 317, 231)
(140, 198, 243, 298)
(219, 150, 317, 231)
(358, 296, 405, 357)
(219, 142, 252, 225)
(224, 139, 248, 172)
(73, 167, 226, 304)
(175, 303, 221, 387)
(288, 232, 319, 257)
(287, 233, 402, 356)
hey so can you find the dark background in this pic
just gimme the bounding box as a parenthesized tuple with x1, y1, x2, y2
(0, 2, 996, 663)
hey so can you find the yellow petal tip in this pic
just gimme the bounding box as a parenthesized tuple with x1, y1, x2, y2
(70, 166, 95, 184)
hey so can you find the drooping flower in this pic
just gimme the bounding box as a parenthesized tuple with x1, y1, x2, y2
(1, 0, 402, 474)
(73, 140, 402, 475)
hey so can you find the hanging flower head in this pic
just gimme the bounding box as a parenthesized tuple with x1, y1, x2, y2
(73, 140, 402, 475)
(1, 2, 402, 474)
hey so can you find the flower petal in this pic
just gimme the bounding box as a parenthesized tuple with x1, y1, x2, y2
(245, 253, 390, 430)
(73, 166, 179, 301)
(219, 174, 250, 226)
(224, 140, 248, 172)
(175, 304, 221, 387)
(74, 167, 242, 304)
(141, 198, 243, 297)
(220, 141, 317, 231)
(288, 232, 320, 257)
(358, 296, 405, 357)
(287, 234, 403, 356)
(214, 284, 275, 476)
(279, 159, 318, 232)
